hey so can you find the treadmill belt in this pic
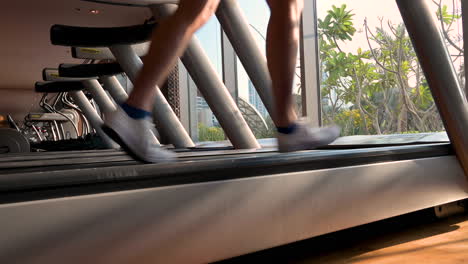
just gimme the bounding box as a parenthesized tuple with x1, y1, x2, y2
(0, 144, 451, 203)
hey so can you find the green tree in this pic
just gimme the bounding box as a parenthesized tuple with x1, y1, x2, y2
(198, 123, 225, 142)
(318, 2, 460, 136)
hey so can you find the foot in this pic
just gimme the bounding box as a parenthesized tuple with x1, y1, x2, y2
(103, 106, 176, 163)
(277, 120, 340, 152)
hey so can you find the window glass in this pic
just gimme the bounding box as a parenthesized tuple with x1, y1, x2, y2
(191, 17, 225, 142)
(431, 0, 464, 94)
(236, 0, 302, 139)
(316, 0, 462, 136)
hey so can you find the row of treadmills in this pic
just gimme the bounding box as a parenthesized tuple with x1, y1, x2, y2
(1, 0, 467, 263)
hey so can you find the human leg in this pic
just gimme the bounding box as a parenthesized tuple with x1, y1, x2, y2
(266, 0, 340, 151)
(266, 0, 303, 128)
(126, 0, 221, 112)
(104, 0, 220, 162)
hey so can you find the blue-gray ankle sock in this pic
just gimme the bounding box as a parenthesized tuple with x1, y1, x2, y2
(277, 123, 297, 134)
(121, 103, 151, 119)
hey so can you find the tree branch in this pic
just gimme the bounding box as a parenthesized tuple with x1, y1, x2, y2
(434, 0, 463, 53)
(364, 19, 399, 74)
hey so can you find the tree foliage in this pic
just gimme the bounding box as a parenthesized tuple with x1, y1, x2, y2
(198, 123, 225, 142)
(319, 3, 462, 136)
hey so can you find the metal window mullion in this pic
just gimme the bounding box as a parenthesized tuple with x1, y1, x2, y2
(221, 30, 239, 104)
(462, 0, 468, 99)
(300, 0, 321, 126)
(177, 60, 192, 134)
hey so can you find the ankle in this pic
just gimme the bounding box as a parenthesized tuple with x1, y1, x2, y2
(277, 123, 297, 134)
(121, 103, 152, 119)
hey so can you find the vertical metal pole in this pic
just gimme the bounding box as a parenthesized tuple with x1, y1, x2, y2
(462, 0, 468, 99)
(221, 30, 238, 103)
(300, 0, 321, 126)
(215, 0, 275, 120)
(83, 79, 117, 113)
(69, 91, 119, 149)
(396, 0, 468, 178)
(153, 4, 260, 149)
(110, 44, 195, 148)
(177, 61, 191, 133)
(188, 77, 199, 141)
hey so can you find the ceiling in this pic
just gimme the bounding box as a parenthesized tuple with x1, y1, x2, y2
(0, 0, 152, 90)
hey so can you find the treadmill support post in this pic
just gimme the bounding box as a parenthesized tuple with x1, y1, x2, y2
(215, 0, 275, 121)
(110, 44, 195, 148)
(69, 91, 119, 149)
(83, 79, 117, 113)
(396, 0, 468, 178)
(151, 4, 260, 149)
(100, 76, 129, 104)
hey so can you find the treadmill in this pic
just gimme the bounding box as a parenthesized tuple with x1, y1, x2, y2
(0, 0, 466, 263)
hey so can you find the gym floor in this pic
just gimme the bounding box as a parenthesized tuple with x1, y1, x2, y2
(218, 210, 468, 264)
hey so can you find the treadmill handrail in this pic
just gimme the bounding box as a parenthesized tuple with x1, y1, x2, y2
(50, 23, 156, 47)
(42, 68, 97, 82)
(82, 0, 179, 7)
(35, 81, 86, 93)
(59, 63, 124, 78)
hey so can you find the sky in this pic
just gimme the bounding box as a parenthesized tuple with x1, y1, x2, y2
(193, 0, 463, 100)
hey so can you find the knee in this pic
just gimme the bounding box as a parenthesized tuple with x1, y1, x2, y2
(175, 0, 220, 31)
(267, 0, 304, 20)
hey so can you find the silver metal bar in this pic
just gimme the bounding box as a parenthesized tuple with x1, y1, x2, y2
(83, 79, 117, 113)
(153, 4, 260, 149)
(396, 0, 468, 178)
(177, 61, 191, 134)
(188, 77, 199, 140)
(50, 121, 58, 141)
(31, 125, 44, 142)
(221, 30, 238, 102)
(69, 91, 119, 149)
(462, 0, 468, 99)
(1, 156, 466, 263)
(110, 44, 195, 148)
(300, 0, 321, 126)
(215, 0, 274, 119)
(100, 76, 129, 104)
(59, 123, 66, 139)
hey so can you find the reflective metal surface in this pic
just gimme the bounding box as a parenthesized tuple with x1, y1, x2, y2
(397, 0, 468, 178)
(0, 156, 465, 263)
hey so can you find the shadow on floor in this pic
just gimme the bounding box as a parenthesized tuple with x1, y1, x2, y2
(217, 207, 468, 264)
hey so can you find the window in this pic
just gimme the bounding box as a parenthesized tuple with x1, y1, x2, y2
(186, 16, 225, 142)
(316, 0, 462, 136)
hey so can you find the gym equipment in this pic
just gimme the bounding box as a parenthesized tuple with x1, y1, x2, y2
(0, 0, 467, 263)
(0, 128, 30, 153)
(35, 81, 119, 149)
(46, 66, 161, 144)
(51, 19, 259, 149)
(51, 22, 196, 148)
